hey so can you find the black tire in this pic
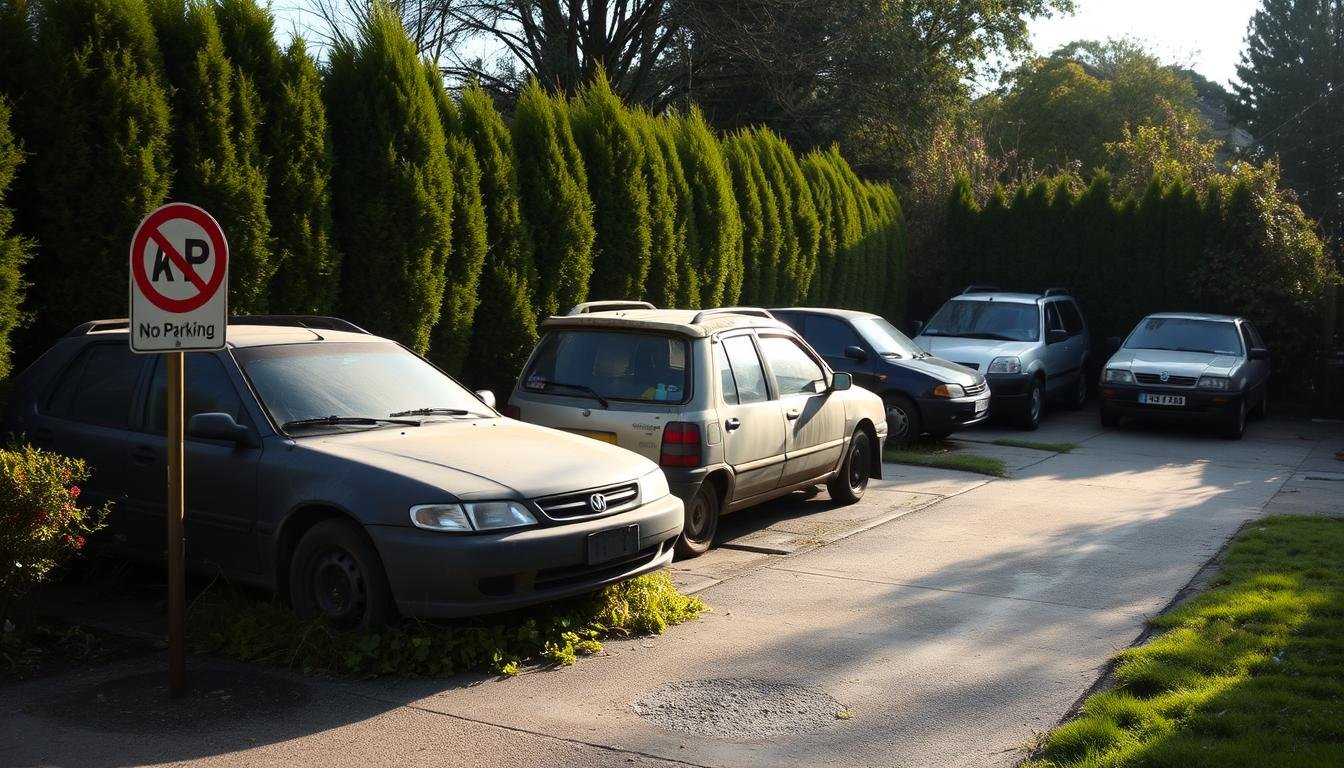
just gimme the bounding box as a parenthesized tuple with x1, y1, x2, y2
(1250, 388, 1269, 421)
(883, 395, 921, 447)
(1017, 378, 1044, 431)
(1221, 396, 1247, 440)
(1064, 366, 1089, 410)
(1099, 404, 1120, 428)
(675, 481, 720, 559)
(289, 519, 397, 630)
(827, 429, 871, 505)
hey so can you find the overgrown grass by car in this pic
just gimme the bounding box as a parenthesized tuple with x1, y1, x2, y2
(991, 438, 1077, 454)
(883, 440, 1009, 478)
(188, 572, 707, 678)
(1024, 516, 1344, 768)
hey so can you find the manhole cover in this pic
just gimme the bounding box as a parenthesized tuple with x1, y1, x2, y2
(632, 678, 844, 738)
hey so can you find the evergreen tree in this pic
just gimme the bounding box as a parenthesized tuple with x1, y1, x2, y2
(763, 131, 821, 304)
(825, 148, 864, 305)
(675, 108, 742, 308)
(651, 116, 697, 308)
(425, 64, 486, 375)
(266, 37, 339, 314)
(153, 0, 273, 313)
(21, 0, 171, 352)
(753, 132, 799, 303)
(324, 2, 452, 353)
(0, 99, 30, 380)
(568, 73, 649, 302)
(632, 110, 679, 308)
(459, 83, 539, 393)
(724, 134, 765, 304)
(802, 151, 839, 304)
(513, 80, 595, 317)
(0, 1, 32, 105)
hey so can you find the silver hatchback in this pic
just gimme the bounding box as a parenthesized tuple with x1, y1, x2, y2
(508, 303, 889, 558)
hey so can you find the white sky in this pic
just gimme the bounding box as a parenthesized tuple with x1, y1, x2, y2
(1028, 0, 1261, 88)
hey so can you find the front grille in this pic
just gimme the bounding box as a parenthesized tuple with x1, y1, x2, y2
(1135, 373, 1198, 387)
(534, 481, 639, 520)
(964, 381, 988, 396)
(956, 362, 980, 370)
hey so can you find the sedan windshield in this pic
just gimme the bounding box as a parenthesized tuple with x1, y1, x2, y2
(853, 317, 926, 358)
(235, 341, 493, 431)
(923, 300, 1040, 342)
(1123, 318, 1243, 355)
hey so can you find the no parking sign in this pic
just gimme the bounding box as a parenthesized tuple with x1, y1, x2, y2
(129, 202, 228, 352)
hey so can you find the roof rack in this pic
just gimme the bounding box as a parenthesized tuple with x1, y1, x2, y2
(1042, 287, 1071, 297)
(229, 315, 370, 334)
(961, 284, 1002, 294)
(690, 307, 775, 324)
(65, 319, 130, 336)
(566, 300, 656, 315)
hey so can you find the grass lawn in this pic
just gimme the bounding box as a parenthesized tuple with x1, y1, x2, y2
(992, 438, 1077, 454)
(883, 440, 1009, 478)
(1025, 516, 1344, 768)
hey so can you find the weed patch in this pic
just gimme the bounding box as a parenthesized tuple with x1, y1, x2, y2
(1025, 516, 1344, 767)
(991, 438, 1076, 453)
(883, 443, 1008, 477)
(188, 572, 707, 678)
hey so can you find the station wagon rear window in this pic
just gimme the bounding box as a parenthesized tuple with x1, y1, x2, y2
(525, 331, 690, 404)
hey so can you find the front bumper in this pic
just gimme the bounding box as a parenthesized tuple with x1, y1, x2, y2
(986, 372, 1034, 413)
(369, 492, 684, 618)
(917, 394, 990, 433)
(1099, 383, 1244, 421)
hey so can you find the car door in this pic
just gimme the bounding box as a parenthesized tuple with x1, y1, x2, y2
(792, 314, 880, 391)
(757, 334, 845, 487)
(124, 352, 264, 575)
(1042, 301, 1076, 395)
(1240, 321, 1271, 396)
(715, 334, 788, 502)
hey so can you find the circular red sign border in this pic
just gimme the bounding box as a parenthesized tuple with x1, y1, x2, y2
(130, 203, 229, 314)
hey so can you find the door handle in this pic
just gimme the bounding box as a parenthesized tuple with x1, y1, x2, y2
(725, 417, 741, 431)
(131, 445, 157, 465)
(785, 409, 801, 420)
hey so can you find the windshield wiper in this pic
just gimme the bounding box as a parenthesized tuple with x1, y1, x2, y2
(282, 415, 422, 430)
(528, 379, 609, 408)
(389, 407, 471, 417)
(956, 332, 1019, 341)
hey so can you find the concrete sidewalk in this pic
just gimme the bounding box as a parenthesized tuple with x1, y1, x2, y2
(1, 410, 1339, 768)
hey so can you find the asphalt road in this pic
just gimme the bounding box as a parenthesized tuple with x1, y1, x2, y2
(2, 409, 1340, 768)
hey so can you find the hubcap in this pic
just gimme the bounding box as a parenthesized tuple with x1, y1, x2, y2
(687, 494, 710, 540)
(886, 406, 910, 439)
(849, 438, 868, 489)
(1030, 388, 1042, 421)
(312, 549, 365, 622)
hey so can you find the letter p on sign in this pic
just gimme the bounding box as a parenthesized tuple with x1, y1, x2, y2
(129, 202, 229, 353)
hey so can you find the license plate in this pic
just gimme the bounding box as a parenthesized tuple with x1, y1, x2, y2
(974, 397, 989, 415)
(571, 430, 617, 444)
(588, 525, 639, 565)
(1139, 392, 1186, 406)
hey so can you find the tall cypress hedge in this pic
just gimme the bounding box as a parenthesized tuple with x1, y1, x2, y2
(632, 110, 680, 308)
(324, 2, 452, 354)
(651, 118, 698, 308)
(724, 134, 766, 306)
(674, 108, 741, 308)
(0, 98, 29, 380)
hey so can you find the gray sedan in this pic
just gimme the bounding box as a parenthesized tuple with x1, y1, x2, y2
(1098, 313, 1270, 439)
(2, 317, 684, 627)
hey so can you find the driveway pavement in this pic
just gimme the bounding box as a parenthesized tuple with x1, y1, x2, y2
(2, 409, 1340, 768)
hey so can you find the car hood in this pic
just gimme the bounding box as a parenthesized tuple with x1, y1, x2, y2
(297, 418, 656, 501)
(913, 336, 1037, 370)
(890, 354, 984, 386)
(1106, 349, 1241, 377)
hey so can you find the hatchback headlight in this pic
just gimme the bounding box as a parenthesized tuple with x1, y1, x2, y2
(637, 468, 670, 502)
(1104, 368, 1135, 384)
(410, 501, 537, 532)
(932, 383, 966, 398)
(987, 356, 1021, 375)
(1196, 376, 1230, 390)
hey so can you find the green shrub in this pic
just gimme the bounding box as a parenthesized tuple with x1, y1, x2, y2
(0, 444, 108, 625)
(0, 98, 30, 381)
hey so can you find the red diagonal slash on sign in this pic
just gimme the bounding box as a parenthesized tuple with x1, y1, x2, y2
(130, 203, 229, 314)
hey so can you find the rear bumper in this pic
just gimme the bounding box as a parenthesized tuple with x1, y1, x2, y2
(369, 493, 684, 618)
(1099, 384, 1244, 421)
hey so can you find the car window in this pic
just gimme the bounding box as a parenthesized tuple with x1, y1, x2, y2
(721, 335, 769, 404)
(1123, 318, 1244, 355)
(851, 316, 925, 358)
(1044, 302, 1065, 333)
(714, 342, 739, 405)
(1245, 323, 1265, 349)
(758, 336, 826, 396)
(1239, 324, 1255, 354)
(235, 341, 492, 431)
(144, 353, 244, 434)
(1058, 301, 1085, 335)
(523, 330, 689, 403)
(45, 344, 144, 428)
(923, 299, 1041, 342)
(796, 315, 862, 357)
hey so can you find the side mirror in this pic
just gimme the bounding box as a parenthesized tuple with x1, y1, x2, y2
(831, 372, 853, 391)
(1046, 329, 1069, 344)
(1248, 347, 1270, 361)
(909, 320, 925, 336)
(843, 345, 868, 362)
(474, 389, 497, 409)
(188, 412, 252, 445)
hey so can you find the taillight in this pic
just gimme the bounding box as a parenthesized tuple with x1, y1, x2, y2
(659, 422, 702, 468)
(502, 405, 521, 419)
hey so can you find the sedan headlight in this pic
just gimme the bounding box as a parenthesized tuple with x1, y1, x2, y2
(1196, 376, 1230, 390)
(987, 356, 1022, 375)
(932, 383, 966, 398)
(637, 468, 670, 502)
(409, 501, 537, 532)
(1103, 368, 1135, 384)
